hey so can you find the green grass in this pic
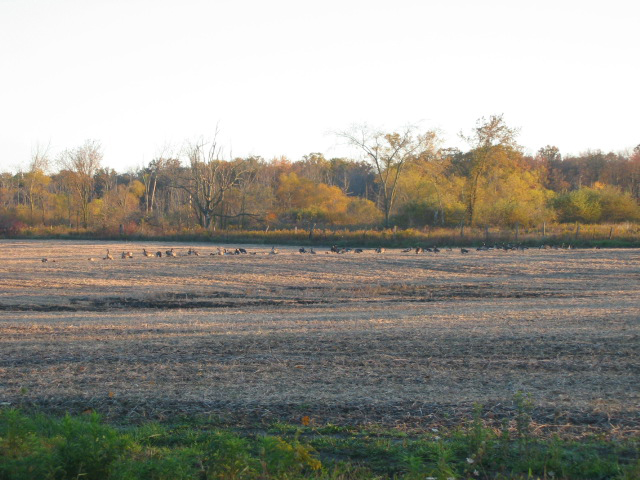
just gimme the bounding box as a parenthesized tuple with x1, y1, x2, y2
(1, 408, 638, 479)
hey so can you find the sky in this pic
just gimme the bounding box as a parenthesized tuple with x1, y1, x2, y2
(0, 0, 638, 173)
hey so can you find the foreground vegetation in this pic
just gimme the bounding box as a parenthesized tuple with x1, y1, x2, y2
(1, 406, 638, 480)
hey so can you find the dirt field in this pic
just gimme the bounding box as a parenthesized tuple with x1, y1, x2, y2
(0, 240, 638, 435)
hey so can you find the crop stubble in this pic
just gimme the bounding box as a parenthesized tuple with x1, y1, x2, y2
(0, 240, 638, 435)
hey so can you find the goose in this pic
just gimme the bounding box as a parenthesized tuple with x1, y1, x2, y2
(309, 247, 316, 254)
(104, 249, 114, 260)
(166, 248, 177, 257)
(375, 247, 385, 253)
(188, 247, 200, 256)
(121, 251, 133, 259)
(354, 248, 363, 253)
(143, 248, 154, 257)
(238, 248, 247, 254)
(88, 257, 97, 261)
(401, 248, 412, 253)
(270, 246, 279, 254)
(299, 247, 307, 254)
(461, 248, 469, 254)
(415, 247, 423, 254)
(41, 258, 48, 263)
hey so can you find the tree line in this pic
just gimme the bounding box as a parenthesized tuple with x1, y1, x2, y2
(1, 115, 639, 236)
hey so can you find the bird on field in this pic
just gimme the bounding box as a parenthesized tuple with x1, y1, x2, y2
(104, 249, 114, 260)
(401, 248, 412, 253)
(309, 247, 316, 254)
(461, 248, 469, 254)
(155, 251, 162, 257)
(375, 247, 385, 253)
(354, 248, 363, 253)
(299, 247, 307, 254)
(88, 257, 97, 261)
(187, 247, 199, 256)
(270, 246, 279, 254)
(166, 248, 177, 257)
(415, 247, 423, 254)
(121, 251, 133, 259)
(41, 258, 48, 263)
(433, 247, 440, 253)
(238, 248, 247, 254)
(143, 248, 154, 257)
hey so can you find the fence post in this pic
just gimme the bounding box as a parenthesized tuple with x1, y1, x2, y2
(542, 221, 546, 237)
(609, 226, 614, 240)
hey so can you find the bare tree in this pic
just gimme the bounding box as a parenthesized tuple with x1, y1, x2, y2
(178, 135, 251, 230)
(58, 140, 102, 228)
(337, 124, 438, 227)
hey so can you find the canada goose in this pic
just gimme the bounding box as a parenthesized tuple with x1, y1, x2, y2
(166, 248, 176, 257)
(187, 247, 200, 256)
(270, 246, 279, 254)
(354, 248, 363, 253)
(41, 258, 48, 263)
(461, 248, 469, 254)
(104, 249, 114, 260)
(401, 248, 412, 253)
(433, 247, 440, 253)
(155, 251, 162, 257)
(143, 248, 154, 257)
(415, 247, 423, 254)
(330, 245, 339, 253)
(121, 251, 133, 259)
(375, 247, 385, 253)
(309, 247, 316, 254)
(299, 247, 307, 254)
(238, 248, 247, 254)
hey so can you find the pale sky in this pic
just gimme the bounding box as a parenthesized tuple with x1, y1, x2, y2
(1, 0, 638, 172)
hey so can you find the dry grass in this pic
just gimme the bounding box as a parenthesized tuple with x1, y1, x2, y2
(0, 240, 638, 436)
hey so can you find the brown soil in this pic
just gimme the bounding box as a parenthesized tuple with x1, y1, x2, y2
(0, 240, 638, 436)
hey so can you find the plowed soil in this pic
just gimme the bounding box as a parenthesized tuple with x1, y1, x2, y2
(1, 240, 638, 436)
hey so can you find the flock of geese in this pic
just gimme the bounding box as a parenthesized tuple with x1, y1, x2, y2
(39, 242, 585, 263)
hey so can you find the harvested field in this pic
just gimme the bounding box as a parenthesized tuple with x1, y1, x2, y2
(0, 240, 639, 436)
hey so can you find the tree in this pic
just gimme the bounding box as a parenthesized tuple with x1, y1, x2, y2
(179, 136, 251, 230)
(337, 125, 438, 227)
(457, 115, 521, 225)
(23, 144, 52, 224)
(58, 140, 102, 228)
